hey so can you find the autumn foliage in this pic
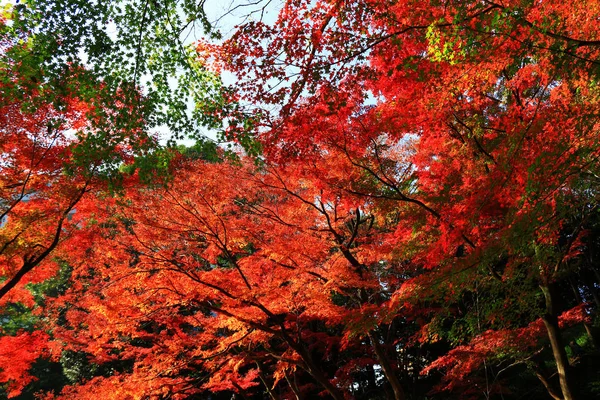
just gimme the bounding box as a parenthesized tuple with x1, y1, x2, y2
(2, 0, 600, 399)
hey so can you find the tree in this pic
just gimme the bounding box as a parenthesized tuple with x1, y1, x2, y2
(4, 0, 232, 144)
(0, 8, 158, 394)
(0, 0, 239, 303)
(42, 156, 401, 399)
(3, 1, 600, 399)
(210, 0, 600, 398)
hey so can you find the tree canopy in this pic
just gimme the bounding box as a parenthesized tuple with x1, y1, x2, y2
(1, 0, 600, 399)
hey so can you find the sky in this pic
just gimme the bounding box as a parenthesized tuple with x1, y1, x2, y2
(177, 0, 282, 145)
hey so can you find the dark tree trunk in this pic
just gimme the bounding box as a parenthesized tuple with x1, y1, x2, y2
(532, 360, 562, 400)
(540, 283, 576, 400)
(369, 331, 406, 400)
(292, 343, 346, 400)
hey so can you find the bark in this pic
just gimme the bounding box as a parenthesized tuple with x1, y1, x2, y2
(301, 353, 345, 400)
(540, 283, 576, 400)
(583, 323, 599, 350)
(368, 331, 406, 400)
(532, 362, 562, 400)
(289, 341, 346, 400)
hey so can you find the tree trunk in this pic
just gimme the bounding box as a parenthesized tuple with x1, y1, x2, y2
(368, 331, 406, 400)
(278, 324, 346, 400)
(303, 358, 345, 400)
(532, 364, 562, 400)
(293, 343, 346, 400)
(540, 283, 576, 400)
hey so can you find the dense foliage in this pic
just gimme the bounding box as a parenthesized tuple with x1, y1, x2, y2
(2, 0, 600, 399)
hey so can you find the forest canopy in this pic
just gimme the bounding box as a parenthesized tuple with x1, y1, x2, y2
(1, 0, 600, 399)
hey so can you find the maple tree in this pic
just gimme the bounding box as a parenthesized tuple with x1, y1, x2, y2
(5, 0, 233, 144)
(0, 0, 244, 307)
(0, 1, 220, 393)
(2, 0, 600, 399)
(45, 157, 393, 399)
(0, 14, 149, 394)
(209, 0, 600, 398)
